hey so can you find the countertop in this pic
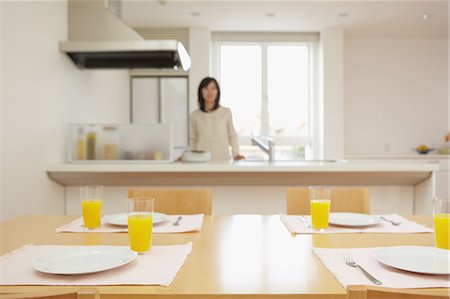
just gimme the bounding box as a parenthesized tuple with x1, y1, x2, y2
(345, 154, 450, 160)
(46, 160, 438, 186)
(47, 159, 439, 172)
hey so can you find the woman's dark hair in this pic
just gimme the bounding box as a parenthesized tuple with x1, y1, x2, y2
(198, 77, 220, 112)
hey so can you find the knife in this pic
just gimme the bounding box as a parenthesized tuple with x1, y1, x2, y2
(299, 215, 311, 228)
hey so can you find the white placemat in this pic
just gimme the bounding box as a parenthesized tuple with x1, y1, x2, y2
(0, 243, 192, 287)
(313, 247, 450, 289)
(56, 214, 204, 234)
(280, 214, 433, 234)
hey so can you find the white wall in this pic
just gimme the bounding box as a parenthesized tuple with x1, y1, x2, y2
(0, 2, 4, 216)
(188, 27, 211, 113)
(321, 29, 345, 159)
(1, 1, 129, 221)
(344, 37, 448, 155)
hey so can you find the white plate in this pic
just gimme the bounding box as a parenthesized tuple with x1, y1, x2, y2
(104, 212, 168, 227)
(33, 246, 137, 275)
(374, 246, 450, 275)
(329, 212, 381, 227)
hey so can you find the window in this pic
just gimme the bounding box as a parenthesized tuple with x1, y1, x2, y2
(213, 33, 318, 158)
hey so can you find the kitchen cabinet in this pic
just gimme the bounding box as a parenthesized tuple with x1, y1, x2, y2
(131, 76, 188, 149)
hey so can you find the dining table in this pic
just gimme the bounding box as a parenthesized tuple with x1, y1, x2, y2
(0, 214, 448, 299)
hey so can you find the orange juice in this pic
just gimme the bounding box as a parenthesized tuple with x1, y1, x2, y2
(82, 199, 102, 229)
(434, 213, 450, 250)
(310, 199, 331, 229)
(128, 214, 153, 253)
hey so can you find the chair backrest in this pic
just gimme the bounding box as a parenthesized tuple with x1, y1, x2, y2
(3, 287, 98, 299)
(286, 187, 370, 215)
(127, 189, 212, 215)
(367, 289, 450, 299)
(347, 285, 449, 299)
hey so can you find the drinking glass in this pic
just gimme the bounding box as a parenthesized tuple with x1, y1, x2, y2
(309, 186, 332, 230)
(128, 197, 154, 253)
(433, 197, 450, 250)
(80, 185, 103, 229)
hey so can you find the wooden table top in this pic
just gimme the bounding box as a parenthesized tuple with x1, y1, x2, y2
(0, 215, 445, 299)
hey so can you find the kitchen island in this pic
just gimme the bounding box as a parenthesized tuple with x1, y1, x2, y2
(47, 160, 438, 215)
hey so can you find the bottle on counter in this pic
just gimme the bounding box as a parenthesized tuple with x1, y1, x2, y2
(438, 132, 450, 155)
(153, 150, 163, 160)
(86, 127, 97, 160)
(102, 126, 118, 160)
(76, 127, 86, 160)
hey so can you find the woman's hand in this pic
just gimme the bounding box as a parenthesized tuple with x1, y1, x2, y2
(233, 154, 245, 161)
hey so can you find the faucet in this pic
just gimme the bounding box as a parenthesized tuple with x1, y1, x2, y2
(251, 136, 275, 162)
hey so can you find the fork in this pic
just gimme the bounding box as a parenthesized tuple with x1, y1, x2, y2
(299, 215, 311, 228)
(343, 253, 382, 285)
(380, 216, 401, 226)
(173, 216, 182, 226)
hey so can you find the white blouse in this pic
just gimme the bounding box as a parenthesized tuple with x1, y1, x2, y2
(188, 106, 240, 161)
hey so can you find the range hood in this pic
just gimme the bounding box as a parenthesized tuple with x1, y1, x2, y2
(59, 0, 191, 71)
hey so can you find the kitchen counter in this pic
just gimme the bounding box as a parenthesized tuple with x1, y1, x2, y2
(46, 160, 438, 186)
(345, 155, 449, 202)
(47, 160, 438, 215)
(345, 154, 450, 160)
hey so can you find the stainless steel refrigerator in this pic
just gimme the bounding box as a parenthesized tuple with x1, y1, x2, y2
(131, 76, 189, 152)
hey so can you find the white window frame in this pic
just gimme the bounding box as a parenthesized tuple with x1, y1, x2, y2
(212, 32, 319, 152)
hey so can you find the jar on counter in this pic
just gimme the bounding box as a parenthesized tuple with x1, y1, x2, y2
(86, 127, 97, 160)
(102, 126, 118, 160)
(76, 127, 87, 160)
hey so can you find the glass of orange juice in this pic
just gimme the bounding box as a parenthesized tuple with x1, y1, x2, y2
(128, 197, 154, 254)
(309, 186, 332, 231)
(433, 197, 450, 250)
(80, 185, 103, 229)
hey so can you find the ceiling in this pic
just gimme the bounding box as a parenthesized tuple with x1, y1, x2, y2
(121, 0, 448, 38)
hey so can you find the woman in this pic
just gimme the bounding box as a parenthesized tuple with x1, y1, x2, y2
(187, 77, 245, 161)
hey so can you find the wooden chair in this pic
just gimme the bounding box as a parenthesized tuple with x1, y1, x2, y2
(0, 287, 98, 299)
(286, 187, 370, 215)
(127, 189, 212, 215)
(347, 285, 450, 299)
